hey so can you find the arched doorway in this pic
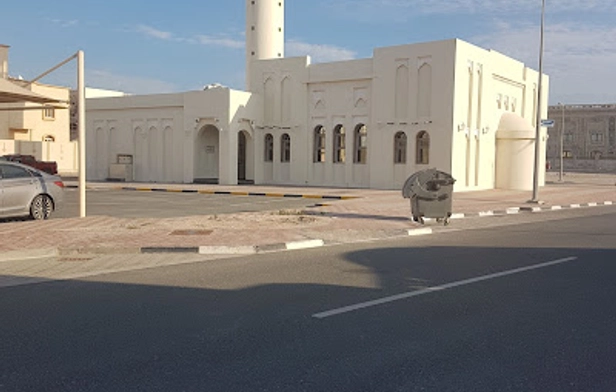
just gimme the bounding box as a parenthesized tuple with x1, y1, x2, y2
(194, 124, 220, 184)
(238, 130, 254, 184)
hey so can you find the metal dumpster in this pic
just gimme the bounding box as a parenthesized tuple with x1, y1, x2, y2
(402, 169, 456, 225)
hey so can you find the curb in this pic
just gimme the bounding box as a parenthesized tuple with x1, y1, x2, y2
(64, 184, 359, 201)
(53, 239, 328, 256)
(2, 200, 613, 260)
(445, 201, 614, 219)
(0, 248, 58, 263)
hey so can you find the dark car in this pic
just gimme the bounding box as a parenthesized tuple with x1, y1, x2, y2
(0, 154, 58, 175)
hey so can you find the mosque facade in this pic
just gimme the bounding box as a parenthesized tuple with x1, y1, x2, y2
(86, 0, 549, 191)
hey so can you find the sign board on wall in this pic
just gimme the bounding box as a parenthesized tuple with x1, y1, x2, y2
(541, 119, 555, 128)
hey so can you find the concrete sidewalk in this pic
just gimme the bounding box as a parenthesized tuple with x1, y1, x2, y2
(1, 172, 614, 260)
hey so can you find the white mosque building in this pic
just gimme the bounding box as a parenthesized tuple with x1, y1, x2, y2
(86, 0, 549, 191)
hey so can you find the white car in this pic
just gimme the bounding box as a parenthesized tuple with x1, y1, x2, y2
(0, 161, 64, 220)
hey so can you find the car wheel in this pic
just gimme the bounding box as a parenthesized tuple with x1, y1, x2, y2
(30, 195, 54, 220)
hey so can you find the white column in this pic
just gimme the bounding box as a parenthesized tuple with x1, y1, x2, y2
(77, 50, 86, 218)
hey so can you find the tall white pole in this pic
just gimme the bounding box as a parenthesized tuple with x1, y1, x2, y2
(77, 50, 86, 218)
(531, 0, 546, 203)
(559, 103, 564, 182)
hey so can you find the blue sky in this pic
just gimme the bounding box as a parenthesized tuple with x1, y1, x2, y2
(1, 0, 615, 104)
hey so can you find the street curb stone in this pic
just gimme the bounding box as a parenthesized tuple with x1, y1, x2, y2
(65, 184, 359, 201)
(0, 248, 58, 263)
(2, 199, 614, 259)
(58, 247, 142, 256)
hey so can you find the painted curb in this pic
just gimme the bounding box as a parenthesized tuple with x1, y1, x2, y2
(520, 206, 543, 212)
(58, 247, 142, 255)
(284, 239, 325, 250)
(470, 200, 615, 217)
(65, 184, 359, 201)
(0, 248, 58, 263)
(198, 246, 258, 255)
(407, 228, 433, 236)
(142, 247, 200, 254)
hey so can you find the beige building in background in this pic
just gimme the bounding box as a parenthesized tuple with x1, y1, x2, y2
(0, 44, 77, 173)
(547, 104, 616, 173)
(86, 0, 549, 191)
(1, 81, 70, 143)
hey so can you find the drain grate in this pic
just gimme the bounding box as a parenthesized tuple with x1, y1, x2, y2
(59, 257, 94, 262)
(170, 229, 213, 236)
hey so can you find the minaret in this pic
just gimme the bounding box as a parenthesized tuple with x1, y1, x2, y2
(0, 44, 9, 79)
(245, 0, 285, 90)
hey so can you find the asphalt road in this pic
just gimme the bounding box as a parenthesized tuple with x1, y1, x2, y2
(1, 209, 615, 391)
(54, 188, 320, 218)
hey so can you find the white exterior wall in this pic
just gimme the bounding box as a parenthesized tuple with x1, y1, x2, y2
(452, 40, 549, 191)
(87, 93, 186, 183)
(84, 38, 548, 191)
(372, 40, 456, 190)
(86, 88, 261, 185)
(307, 59, 373, 188)
(250, 56, 310, 185)
(0, 139, 78, 174)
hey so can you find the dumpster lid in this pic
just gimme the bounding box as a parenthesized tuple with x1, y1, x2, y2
(402, 169, 456, 199)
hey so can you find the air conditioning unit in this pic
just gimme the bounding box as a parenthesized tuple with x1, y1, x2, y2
(108, 163, 133, 182)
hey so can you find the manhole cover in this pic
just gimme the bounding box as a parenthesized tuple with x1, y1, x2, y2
(170, 229, 213, 236)
(59, 257, 94, 262)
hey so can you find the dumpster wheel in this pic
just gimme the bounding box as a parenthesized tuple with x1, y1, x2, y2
(436, 217, 451, 226)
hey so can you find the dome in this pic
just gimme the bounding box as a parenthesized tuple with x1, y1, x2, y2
(496, 113, 535, 139)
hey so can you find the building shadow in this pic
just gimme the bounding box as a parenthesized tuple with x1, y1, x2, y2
(1, 242, 615, 391)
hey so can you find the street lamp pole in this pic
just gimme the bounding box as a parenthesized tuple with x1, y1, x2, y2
(559, 102, 564, 182)
(531, 0, 546, 203)
(78, 50, 86, 218)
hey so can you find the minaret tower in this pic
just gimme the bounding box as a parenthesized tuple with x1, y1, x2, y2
(245, 0, 285, 90)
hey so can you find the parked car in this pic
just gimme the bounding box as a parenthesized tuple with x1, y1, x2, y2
(0, 161, 64, 220)
(0, 154, 58, 175)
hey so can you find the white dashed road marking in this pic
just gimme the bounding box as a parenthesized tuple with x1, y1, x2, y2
(313, 256, 578, 319)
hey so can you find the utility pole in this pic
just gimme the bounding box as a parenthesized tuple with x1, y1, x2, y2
(78, 50, 86, 217)
(530, 0, 546, 203)
(559, 102, 564, 182)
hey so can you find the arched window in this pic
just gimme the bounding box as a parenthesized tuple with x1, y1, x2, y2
(354, 124, 367, 164)
(281, 133, 291, 162)
(42, 135, 55, 142)
(394, 132, 407, 164)
(416, 131, 430, 164)
(264, 133, 274, 162)
(333, 124, 345, 163)
(313, 126, 326, 163)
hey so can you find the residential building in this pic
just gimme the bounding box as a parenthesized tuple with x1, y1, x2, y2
(547, 104, 616, 173)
